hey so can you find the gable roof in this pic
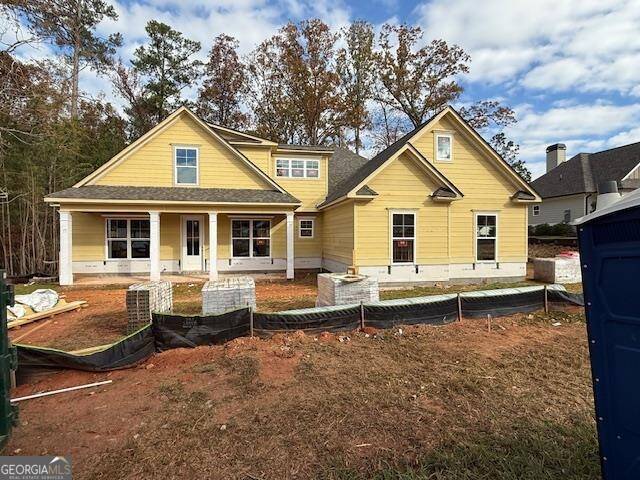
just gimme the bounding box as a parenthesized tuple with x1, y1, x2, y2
(75, 106, 288, 194)
(317, 106, 539, 208)
(532, 141, 640, 198)
(45, 185, 300, 205)
(318, 138, 463, 208)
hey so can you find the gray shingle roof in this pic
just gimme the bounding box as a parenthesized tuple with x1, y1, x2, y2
(532, 142, 640, 198)
(277, 144, 335, 152)
(46, 185, 300, 204)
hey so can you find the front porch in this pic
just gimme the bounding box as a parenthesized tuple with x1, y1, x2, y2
(58, 208, 301, 286)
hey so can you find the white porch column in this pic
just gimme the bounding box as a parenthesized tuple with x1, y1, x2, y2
(286, 211, 294, 280)
(58, 210, 73, 286)
(149, 211, 160, 282)
(208, 211, 218, 281)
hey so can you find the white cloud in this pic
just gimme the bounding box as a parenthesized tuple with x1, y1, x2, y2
(505, 102, 640, 178)
(415, 0, 640, 95)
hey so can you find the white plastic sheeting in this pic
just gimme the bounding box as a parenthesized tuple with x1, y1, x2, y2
(14, 289, 59, 313)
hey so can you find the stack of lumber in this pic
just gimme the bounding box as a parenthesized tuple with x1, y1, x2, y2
(8, 298, 88, 330)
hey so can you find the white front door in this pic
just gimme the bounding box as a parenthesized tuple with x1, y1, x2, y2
(182, 215, 203, 271)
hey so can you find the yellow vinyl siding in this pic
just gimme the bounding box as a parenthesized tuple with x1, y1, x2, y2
(355, 153, 449, 266)
(274, 155, 329, 211)
(94, 114, 272, 190)
(295, 215, 322, 258)
(322, 201, 354, 266)
(236, 146, 272, 175)
(71, 213, 104, 261)
(411, 115, 527, 262)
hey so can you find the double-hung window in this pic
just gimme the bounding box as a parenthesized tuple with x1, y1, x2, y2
(299, 218, 314, 238)
(533, 205, 540, 216)
(106, 219, 150, 259)
(391, 213, 415, 263)
(476, 214, 497, 262)
(275, 158, 319, 178)
(175, 147, 198, 185)
(231, 219, 271, 258)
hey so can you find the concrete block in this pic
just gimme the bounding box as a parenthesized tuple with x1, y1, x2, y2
(202, 277, 256, 315)
(533, 257, 582, 284)
(316, 273, 379, 307)
(127, 280, 173, 332)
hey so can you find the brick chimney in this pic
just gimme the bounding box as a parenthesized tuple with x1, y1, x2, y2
(546, 143, 566, 172)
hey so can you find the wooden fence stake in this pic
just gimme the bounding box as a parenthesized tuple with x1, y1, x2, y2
(487, 314, 492, 332)
(544, 285, 549, 314)
(457, 293, 463, 322)
(360, 301, 365, 330)
(249, 306, 254, 338)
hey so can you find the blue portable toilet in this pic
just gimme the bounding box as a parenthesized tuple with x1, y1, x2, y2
(576, 185, 640, 479)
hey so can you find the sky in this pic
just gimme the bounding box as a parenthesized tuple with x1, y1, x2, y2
(9, 0, 640, 178)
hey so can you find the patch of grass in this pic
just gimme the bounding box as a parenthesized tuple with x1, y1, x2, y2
(257, 296, 317, 312)
(319, 418, 599, 479)
(192, 363, 217, 374)
(220, 355, 260, 392)
(380, 281, 537, 300)
(171, 300, 202, 315)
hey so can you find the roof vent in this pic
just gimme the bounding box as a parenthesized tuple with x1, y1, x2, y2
(596, 181, 621, 211)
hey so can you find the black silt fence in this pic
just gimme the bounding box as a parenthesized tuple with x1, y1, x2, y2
(364, 296, 458, 329)
(15, 324, 155, 385)
(253, 305, 361, 334)
(152, 308, 251, 351)
(460, 289, 545, 318)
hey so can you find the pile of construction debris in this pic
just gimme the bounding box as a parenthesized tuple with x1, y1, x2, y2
(6, 288, 87, 329)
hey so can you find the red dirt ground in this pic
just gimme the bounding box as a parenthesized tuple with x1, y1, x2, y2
(5, 310, 593, 479)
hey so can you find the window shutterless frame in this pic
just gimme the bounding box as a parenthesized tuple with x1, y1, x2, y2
(298, 217, 315, 239)
(174, 145, 199, 186)
(533, 205, 540, 216)
(104, 218, 151, 260)
(435, 133, 453, 162)
(474, 212, 498, 263)
(274, 157, 321, 179)
(389, 210, 417, 265)
(230, 219, 272, 258)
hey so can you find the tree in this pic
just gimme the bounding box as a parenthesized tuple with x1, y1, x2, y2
(490, 132, 532, 182)
(246, 19, 343, 145)
(376, 24, 470, 127)
(336, 21, 375, 153)
(196, 34, 247, 128)
(6, 0, 122, 118)
(245, 38, 300, 143)
(130, 21, 202, 125)
(111, 60, 155, 139)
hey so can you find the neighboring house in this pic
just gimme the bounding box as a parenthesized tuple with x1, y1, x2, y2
(44, 106, 540, 286)
(530, 142, 640, 225)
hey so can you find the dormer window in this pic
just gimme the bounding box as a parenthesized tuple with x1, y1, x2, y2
(436, 133, 453, 162)
(175, 146, 198, 185)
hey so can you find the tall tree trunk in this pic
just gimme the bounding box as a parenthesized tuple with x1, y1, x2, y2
(71, 0, 82, 118)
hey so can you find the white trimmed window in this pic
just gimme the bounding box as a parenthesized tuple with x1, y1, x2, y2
(106, 219, 150, 259)
(436, 133, 453, 162)
(391, 212, 415, 263)
(275, 158, 320, 178)
(231, 219, 271, 258)
(175, 147, 198, 185)
(476, 214, 497, 262)
(533, 205, 540, 216)
(299, 218, 314, 238)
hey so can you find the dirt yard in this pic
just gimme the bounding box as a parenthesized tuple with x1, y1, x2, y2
(8, 274, 583, 351)
(6, 309, 598, 479)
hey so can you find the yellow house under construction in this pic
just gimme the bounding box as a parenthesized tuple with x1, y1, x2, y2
(45, 106, 540, 285)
